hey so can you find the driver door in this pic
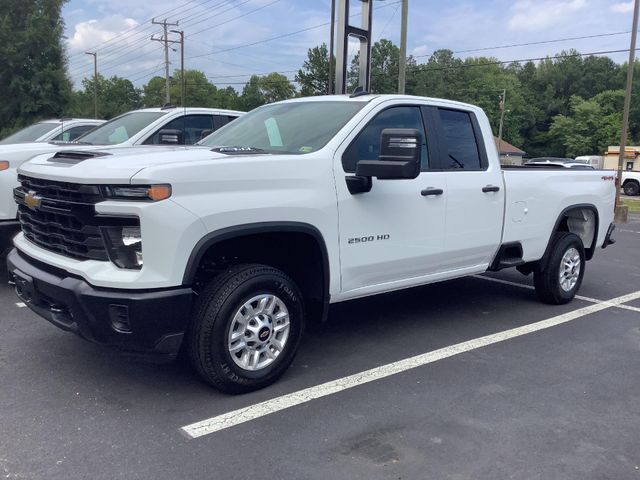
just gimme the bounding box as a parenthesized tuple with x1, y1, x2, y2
(334, 104, 447, 296)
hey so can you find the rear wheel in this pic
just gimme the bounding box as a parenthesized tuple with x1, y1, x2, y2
(534, 232, 585, 305)
(187, 263, 304, 394)
(623, 180, 640, 196)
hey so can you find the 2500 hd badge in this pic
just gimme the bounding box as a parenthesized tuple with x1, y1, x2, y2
(348, 234, 391, 244)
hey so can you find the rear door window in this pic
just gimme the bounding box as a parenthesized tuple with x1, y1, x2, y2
(435, 109, 484, 170)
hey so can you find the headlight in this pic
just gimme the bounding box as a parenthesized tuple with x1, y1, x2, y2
(102, 184, 171, 201)
(102, 225, 143, 269)
(0, 161, 9, 171)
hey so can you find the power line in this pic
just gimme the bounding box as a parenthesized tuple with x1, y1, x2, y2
(185, 0, 280, 38)
(414, 30, 638, 58)
(416, 49, 631, 72)
(68, 0, 232, 74)
(66, 0, 204, 61)
(186, 0, 402, 60)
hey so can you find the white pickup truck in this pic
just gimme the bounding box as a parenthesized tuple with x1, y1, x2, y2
(7, 94, 616, 393)
(0, 106, 242, 239)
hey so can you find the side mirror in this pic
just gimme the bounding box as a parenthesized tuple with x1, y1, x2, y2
(355, 128, 422, 180)
(158, 129, 183, 145)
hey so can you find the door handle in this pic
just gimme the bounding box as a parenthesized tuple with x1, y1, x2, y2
(421, 188, 444, 197)
(482, 185, 500, 193)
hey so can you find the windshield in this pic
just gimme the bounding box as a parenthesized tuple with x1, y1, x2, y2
(199, 101, 366, 154)
(76, 111, 166, 145)
(0, 123, 58, 144)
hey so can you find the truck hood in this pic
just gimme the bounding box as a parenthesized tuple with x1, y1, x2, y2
(18, 146, 227, 183)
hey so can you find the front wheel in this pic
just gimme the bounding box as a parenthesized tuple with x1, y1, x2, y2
(534, 232, 585, 305)
(187, 264, 305, 394)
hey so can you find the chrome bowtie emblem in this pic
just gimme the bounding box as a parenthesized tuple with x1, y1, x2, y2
(24, 191, 42, 211)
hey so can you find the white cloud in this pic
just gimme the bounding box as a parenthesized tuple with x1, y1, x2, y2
(411, 45, 430, 57)
(67, 15, 139, 53)
(611, 2, 634, 13)
(508, 0, 588, 32)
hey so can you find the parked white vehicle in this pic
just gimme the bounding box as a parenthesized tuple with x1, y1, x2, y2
(525, 157, 595, 169)
(7, 94, 616, 393)
(0, 118, 104, 145)
(0, 106, 243, 237)
(620, 170, 640, 196)
(574, 155, 604, 169)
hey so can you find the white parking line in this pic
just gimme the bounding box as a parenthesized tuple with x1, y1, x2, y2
(472, 275, 599, 303)
(15, 302, 26, 308)
(180, 288, 640, 439)
(473, 275, 640, 310)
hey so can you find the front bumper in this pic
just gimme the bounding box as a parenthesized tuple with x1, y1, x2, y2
(7, 249, 193, 360)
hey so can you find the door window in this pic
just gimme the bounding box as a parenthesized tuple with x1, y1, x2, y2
(145, 115, 215, 145)
(435, 109, 484, 170)
(342, 106, 429, 172)
(52, 125, 97, 142)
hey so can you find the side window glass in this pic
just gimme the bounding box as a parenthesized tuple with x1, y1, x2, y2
(52, 125, 94, 142)
(437, 109, 482, 170)
(67, 125, 95, 141)
(342, 107, 428, 173)
(146, 115, 214, 145)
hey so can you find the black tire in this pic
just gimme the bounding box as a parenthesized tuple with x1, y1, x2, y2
(623, 181, 640, 197)
(187, 263, 305, 394)
(534, 232, 585, 305)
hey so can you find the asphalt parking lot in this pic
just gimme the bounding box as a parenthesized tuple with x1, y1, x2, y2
(1, 215, 639, 480)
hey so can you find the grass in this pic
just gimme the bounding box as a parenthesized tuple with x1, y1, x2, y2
(621, 197, 640, 213)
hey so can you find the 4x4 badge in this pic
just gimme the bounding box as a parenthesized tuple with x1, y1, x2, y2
(24, 191, 42, 211)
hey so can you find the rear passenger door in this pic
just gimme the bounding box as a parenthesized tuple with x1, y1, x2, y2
(427, 106, 504, 270)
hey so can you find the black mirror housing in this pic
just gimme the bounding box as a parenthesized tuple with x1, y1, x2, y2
(158, 129, 183, 145)
(354, 128, 421, 180)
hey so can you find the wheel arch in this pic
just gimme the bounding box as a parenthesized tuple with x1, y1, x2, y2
(183, 221, 331, 322)
(542, 204, 599, 266)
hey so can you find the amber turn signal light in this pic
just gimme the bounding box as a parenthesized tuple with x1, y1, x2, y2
(0, 161, 9, 171)
(147, 185, 172, 201)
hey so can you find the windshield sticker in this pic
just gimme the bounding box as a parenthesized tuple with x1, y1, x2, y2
(299, 146, 313, 153)
(264, 118, 283, 147)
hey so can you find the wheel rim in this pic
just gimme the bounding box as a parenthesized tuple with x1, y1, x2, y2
(227, 294, 290, 371)
(559, 247, 581, 292)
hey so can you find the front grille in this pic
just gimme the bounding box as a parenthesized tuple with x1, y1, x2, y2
(14, 176, 136, 262)
(18, 175, 104, 203)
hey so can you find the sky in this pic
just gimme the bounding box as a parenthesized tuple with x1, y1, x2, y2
(62, 0, 637, 90)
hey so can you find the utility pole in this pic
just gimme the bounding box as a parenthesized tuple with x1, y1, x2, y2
(615, 0, 639, 216)
(85, 51, 98, 118)
(151, 18, 179, 104)
(398, 0, 408, 94)
(497, 89, 507, 155)
(171, 30, 185, 106)
(328, 0, 336, 94)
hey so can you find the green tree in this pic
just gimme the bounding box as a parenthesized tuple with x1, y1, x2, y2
(549, 93, 623, 157)
(142, 76, 167, 107)
(0, 0, 72, 138)
(240, 73, 296, 110)
(296, 43, 330, 96)
(71, 74, 142, 119)
(370, 39, 400, 94)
